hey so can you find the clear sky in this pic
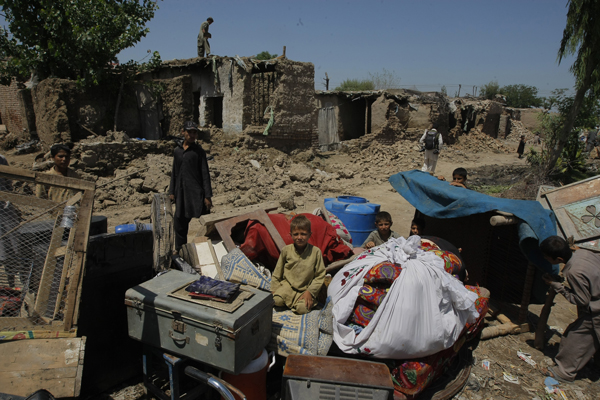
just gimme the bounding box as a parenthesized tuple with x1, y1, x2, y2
(117, 0, 576, 97)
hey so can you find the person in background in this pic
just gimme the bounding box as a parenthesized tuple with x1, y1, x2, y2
(517, 135, 526, 159)
(169, 121, 213, 252)
(410, 218, 425, 236)
(362, 211, 400, 249)
(35, 144, 81, 202)
(437, 167, 468, 189)
(540, 236, 600, 383)
(197, 17, 214, 57)
(419, 127, 443, 174)
(271, 215, 326, 315)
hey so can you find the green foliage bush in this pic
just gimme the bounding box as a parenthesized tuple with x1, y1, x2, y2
(335, 79, 375, 91)
(255, 51, 278, 60)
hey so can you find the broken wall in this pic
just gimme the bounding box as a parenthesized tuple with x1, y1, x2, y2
(0, 79, 36, 140)
(32, 78, 120, 146)
(258, 60, 316, 149)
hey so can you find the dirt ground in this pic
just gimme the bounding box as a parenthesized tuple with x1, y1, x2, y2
(5, 134, 600, 399)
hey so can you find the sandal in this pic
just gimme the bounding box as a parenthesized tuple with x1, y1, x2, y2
(542, 366, 571, 384)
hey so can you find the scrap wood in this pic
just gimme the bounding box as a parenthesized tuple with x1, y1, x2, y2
(200, 201, 279, 234)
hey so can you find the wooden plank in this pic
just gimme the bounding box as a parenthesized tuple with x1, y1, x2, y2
(0, 330, 76, 341)
(200, 201, 279, 233)
(0, 317, 51, 331)
(0, 191, 58, 209)
(544, 177, 600, 209)
(0, 337, 85, 397)
(0, 165, 36, 181)
(34, 215, 65, 317)
(53, 223, 78, 318)
(35, 172, 95, 191)
(63, 189, 94, 331)
(215, 209, 286, 253)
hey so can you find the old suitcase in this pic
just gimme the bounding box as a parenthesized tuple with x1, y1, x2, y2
(125, 270, 273, 374)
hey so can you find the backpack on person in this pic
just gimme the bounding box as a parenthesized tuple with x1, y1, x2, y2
(424, 130, 440, 150)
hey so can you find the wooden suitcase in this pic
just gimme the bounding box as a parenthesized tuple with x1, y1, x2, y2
(125, 270, 273, 374)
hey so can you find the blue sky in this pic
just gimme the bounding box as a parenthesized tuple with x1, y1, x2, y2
(118, 0, 575, 97)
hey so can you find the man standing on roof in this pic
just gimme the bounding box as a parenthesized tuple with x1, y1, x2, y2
(197, 17, 214, 57)
(419, 127, 443, 174)
(169, 121, 213, 252)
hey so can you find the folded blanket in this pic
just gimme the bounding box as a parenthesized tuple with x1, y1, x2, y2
(186, 276, 240, 300)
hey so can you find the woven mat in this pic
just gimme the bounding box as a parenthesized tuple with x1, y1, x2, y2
(168, 282, 254, 313)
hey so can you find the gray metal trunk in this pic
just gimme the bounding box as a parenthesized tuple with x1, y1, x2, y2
(125, 270, 273, 374)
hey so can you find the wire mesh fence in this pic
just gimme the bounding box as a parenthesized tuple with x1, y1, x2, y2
(0, 167, 92, 332)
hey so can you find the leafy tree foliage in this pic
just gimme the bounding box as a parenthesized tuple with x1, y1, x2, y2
(440, 85, 447, 96)
(527, 89, 599, 182)
(480, 80, 500, 99)
(0, 0, 160, 86)
(255, 51, 278, 60)
(335, 79, 374, 91)
(548, 0, 600, 171)
(500, 84, 542, 108)
(368, 68, 400, 90)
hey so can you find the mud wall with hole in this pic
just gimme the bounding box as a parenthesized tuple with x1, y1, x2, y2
(32, 78, 125, 147)
(0, 79, 36, 140)
(259, 60, 316, 149)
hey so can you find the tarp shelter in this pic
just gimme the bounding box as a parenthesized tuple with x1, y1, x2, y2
(389, 170, 559, 304)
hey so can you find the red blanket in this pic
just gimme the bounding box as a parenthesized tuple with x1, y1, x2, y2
(240, 213, 352, 269)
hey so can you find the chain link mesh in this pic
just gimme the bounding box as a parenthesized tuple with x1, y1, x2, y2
(0, 175, 82, 331)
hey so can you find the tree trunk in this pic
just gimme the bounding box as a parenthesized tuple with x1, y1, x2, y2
(113, 74, 125, 132)
(546, 61, 594, 173)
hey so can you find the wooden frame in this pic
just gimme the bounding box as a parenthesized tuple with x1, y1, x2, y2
(0, 165, 95, 332)
(215, 209, 286, 253)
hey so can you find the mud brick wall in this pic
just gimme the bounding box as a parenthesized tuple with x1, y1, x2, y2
(266, 60, 317, 147)
(33, 78, 116, 147)
(0, 79, 35, 139)
(159, 75, 193, 136)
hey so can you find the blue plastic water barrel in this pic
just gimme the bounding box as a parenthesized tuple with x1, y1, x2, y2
(324, 196, 380, 246)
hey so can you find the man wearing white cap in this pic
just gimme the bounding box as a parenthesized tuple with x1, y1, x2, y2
(419, 127, 443, 174)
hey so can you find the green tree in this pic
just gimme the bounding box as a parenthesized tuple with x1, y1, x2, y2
(368, 68, 400, 90)
(0, 0, 160, 86)
(440, 85, 447, 96)
(334, 79, 375, 91)
(548, 0, 600, 172)
(527, 89, 600, 182)
(255, 51, 278, 60)
(480, 80, 500, 99)
(500, 84, 542, 108)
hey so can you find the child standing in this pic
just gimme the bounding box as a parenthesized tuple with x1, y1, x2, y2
(517, 135, 526, 158)
(271, 215, 326, 315)
(540, 236, 600, 382)
(362, 211, 400, 249)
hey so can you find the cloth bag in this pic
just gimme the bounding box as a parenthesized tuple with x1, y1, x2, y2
(328, 235, 479, 359)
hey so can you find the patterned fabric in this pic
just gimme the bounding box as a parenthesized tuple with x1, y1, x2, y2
(430, 249, 464, 279)
(220, 248, 271, 291)
(328, 213, 352, 245)
(391, 285, 490, 397)
(186, 276, 240, 299)
(419, 239, 440, 252)
(348, 299, 377, 327)
(268, 296, 334, 357)
(357, 285, 387, 306)
(364, 262, 403, 284)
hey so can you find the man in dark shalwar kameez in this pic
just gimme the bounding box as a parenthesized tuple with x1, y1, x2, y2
(169, 121, 213, 251)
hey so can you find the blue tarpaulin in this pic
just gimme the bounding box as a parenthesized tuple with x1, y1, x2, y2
(389, 170, 560, 277)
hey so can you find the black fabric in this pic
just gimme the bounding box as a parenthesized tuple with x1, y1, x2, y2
(424, 131, 439, 150)
(169, 143, 213, 219)
(174, 215, 192, 250)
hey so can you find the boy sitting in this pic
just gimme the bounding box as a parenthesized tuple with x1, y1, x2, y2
(410, 218, 425, 236)
(540, 236, 600, 382)
(362, 211, 400, 249)
(271, 215, 326, 315)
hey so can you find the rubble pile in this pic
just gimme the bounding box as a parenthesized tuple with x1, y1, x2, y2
(453, 129, 512, 154)
(506, 120, 537, 143)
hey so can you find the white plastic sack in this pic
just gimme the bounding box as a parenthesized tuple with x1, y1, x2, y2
(328, 235, 479, 359)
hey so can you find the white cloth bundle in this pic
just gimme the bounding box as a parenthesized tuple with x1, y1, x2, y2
(328, 235, 479, 359)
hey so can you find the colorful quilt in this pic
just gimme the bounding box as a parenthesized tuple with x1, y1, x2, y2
(269, 297, 333, 357)
(220, 248, 271, 291)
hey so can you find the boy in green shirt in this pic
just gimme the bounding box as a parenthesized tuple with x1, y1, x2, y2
(271, 215, 326, 315)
